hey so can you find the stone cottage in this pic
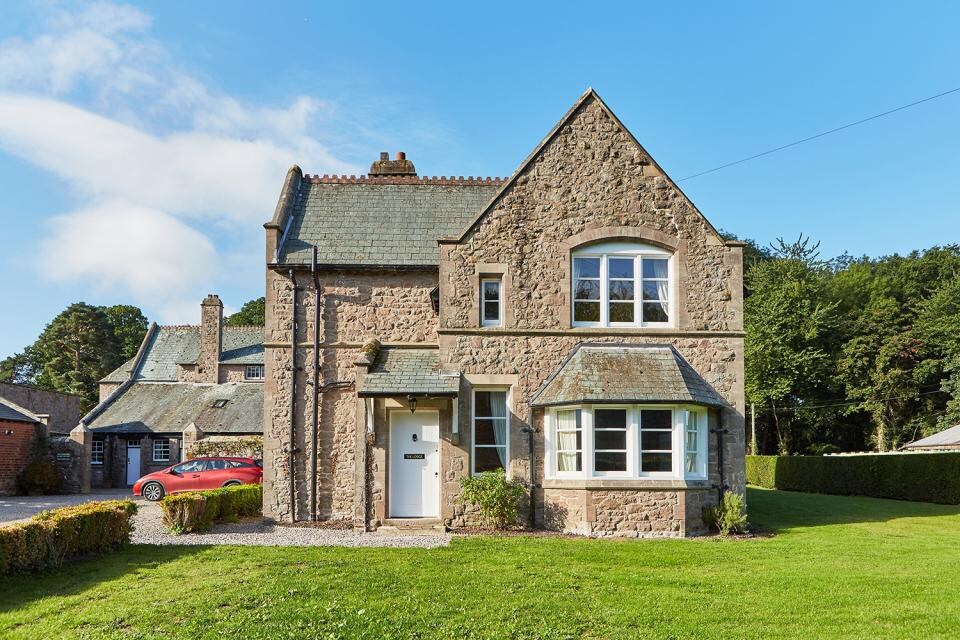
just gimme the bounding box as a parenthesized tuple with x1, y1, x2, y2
(262, 89, 745, 537)
(76, 295, 264, 490)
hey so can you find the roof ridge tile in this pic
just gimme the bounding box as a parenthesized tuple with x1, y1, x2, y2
(307, 174, 506, 186)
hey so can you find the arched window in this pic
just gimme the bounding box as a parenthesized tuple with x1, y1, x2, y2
(571, 241, 673, 327)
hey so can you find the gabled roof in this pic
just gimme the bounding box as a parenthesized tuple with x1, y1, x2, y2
(530, 343, 727, 408)
(0, 397, 42, 424)
(357, 348, 460, 397)
(87, 382, 262, 435)
(902, 425, 960, 450)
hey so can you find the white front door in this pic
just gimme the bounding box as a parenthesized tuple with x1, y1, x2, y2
(126, 445, 141, 485)
(389, 410, 440, 518)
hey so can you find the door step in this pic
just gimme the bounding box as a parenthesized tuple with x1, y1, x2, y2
(378, 518, 447, 535)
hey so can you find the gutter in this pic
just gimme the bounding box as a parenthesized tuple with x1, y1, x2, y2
(79, 322, 158, 428)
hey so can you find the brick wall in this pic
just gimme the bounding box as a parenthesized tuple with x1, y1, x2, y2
(0, 419, 39, 495)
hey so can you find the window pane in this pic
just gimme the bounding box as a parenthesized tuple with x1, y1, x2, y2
(608, 257, 634, 279)
(595, 429, 626, 450)
(483, 280, 500, 301)
(474, 418, 505, 446)
(574, 301, 600, 322)
(574, 257, 600, 279)
(475, 446, 505, 473)
(642, 281, 665, 301)
(685, 453, 697, 473)
(483, 301, 500, 321)
(641, 410, 672, 429)
(595, 451, 627, 472)
(595, 409, 626, 429)
(641, 430, 672, 451)
(642, 302, 669, 323)
(609, 302, 634, 323)
(475, 391, 492, 416)
(574, 279, 600, 300)
(608, 280, 634, 301)
(642, 258, 669, 279)
(685, 430, 698, 451)
(557, 452, 581, 472)
(642, 452, 672, 472)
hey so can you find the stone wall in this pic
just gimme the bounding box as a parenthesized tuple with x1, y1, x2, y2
(0, 382, 81, 435)
(50, 436, 83, 494)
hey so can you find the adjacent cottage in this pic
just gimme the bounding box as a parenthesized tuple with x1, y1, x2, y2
(80, 295, 264, 489)
(263, 89, 745, 536)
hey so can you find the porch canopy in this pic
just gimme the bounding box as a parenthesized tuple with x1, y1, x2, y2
(530, 343, 727, 408)
(357, 348, 460, 398)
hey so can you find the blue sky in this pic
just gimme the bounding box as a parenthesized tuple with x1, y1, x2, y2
(1, 1, 959, 358)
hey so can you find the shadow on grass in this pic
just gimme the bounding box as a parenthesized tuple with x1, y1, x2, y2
(747, 486, 960, 533)
(0, 544, 205, 613)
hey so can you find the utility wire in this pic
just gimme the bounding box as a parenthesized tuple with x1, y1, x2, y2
(678, 86, 960, 181)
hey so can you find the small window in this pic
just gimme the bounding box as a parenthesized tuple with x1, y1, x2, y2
(593, 409, 628, 472)
(244, 365, 264, 380)
(639, 409, 673, 473)
(153, 439, 171, 463)
(127, 439, 140, 448)
(473, 389, 509, 474)
(555, 409, 582, 473)
(481, 278, 502, 327)
(684, 411, 705, 477)
(212, 399, 229, 408)
(91, 440, 104, 465)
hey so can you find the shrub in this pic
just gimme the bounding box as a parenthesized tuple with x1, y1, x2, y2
(160, 484, 262, 535)
(0, 500, 136, 575)
(17, 460, 58, 495)
(457, 469, 527, 530)
(746, 453, 960, 504)
(703, 492, 748, 536)
(187, 436, 263, 459)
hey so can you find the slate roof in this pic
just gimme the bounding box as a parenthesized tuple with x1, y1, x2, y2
(87, 383, 262, 435)
(357, 348, 460, 397)
(278, 180, 501, 266)
(530, 344, 727, 407)
(100, 326, 264, 383)
(0, 397, 41, 424)
(903, 425, 960, 450)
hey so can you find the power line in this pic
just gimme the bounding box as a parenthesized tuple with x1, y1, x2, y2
(678, 86, 960, 181)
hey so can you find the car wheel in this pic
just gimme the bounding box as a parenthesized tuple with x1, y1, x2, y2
(222, 480, 242, 487)
(142, 482, 165, 501)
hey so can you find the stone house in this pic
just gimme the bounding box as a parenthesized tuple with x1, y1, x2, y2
(75, 295, 264, 490)
(262, 89, 745, 537)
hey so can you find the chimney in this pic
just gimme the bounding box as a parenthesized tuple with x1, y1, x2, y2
(198, 294, 223, 383)
(369, 151, 417, 177)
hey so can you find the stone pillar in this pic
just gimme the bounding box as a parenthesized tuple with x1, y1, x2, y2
(182, 423, 203, 459)
(69, 424, 92, 494)
(351, 340, 377, 532)
(197, 294, 223, 383)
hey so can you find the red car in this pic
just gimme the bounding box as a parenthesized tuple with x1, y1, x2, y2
(133, 457, 262, 501)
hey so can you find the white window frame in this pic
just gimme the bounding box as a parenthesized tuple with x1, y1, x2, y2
(552, 408, 583, 477)
(480, 278, 503, 327)
(571, 241, 674, 328)
(245, 365, 264, 380)
(591, 405, 633, 477)
(471, 387, 510, 476)
(153, 439, 171, 463)
(545, 404, 708, 481)
(637, 407, 677, 479)
(91, 439, 104, 465)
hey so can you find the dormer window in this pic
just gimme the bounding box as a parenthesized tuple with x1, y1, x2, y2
(572, 242, 673, 327)
(481, 278, 502, 327)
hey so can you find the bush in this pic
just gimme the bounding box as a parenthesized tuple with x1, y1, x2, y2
(160, 484, 262, 535)
(746, 453, 960, 504)
(0, 500, 136, 575)
(457, 469, 527, 530)
(17, 460, 58, 495)
(703, 492, 748, 536)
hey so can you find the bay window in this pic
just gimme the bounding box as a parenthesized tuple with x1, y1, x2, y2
(572, 242, 672, 327)
(546, 405, 707, 480)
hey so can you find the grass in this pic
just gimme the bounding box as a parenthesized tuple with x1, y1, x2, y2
(2, 488, 960, 639)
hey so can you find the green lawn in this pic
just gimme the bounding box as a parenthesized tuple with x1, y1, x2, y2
(3, 488, 960, 639)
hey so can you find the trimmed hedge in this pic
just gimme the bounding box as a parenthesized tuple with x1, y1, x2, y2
(0, 500, 137, 575)
(747, 453, 960, 504)
(160, 484, 262, 534)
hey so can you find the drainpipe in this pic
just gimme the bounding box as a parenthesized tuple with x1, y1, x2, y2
(710, 409, 729, 501)
(310, 246, 320, 521)
(522, 406, 536, 530)
(288, 268, 298, 522)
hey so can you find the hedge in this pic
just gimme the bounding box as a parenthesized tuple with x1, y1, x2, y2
(746, 453, 960, 504)
(160, 484, 262, 534)
(0, 500, 137, 575)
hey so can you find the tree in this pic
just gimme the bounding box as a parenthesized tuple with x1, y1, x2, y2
(225, 297, 265, 326)
(101, 305, 149, 364)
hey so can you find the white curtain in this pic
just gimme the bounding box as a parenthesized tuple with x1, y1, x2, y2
(556, 410, 579, 471)
(490, 391, 508, 466)
(656, 279, 670, 317)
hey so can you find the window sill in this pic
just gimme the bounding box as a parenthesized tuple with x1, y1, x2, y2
(542, 478, 712, 491)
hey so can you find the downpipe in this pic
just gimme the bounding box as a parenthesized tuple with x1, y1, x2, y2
(710, 410, 729, 501)
(522, 405, 537, 530)
(288, 269, 298, 522)
(310, 246, 320, 521)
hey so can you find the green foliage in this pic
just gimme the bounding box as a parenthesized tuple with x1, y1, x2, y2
(17, 460, 58, 495)
(745, 454, 960, 504)
(0, 500, 136, 575)
(457, 469, 526, 529)
(186, 436, 263, 459)
(101, 305, 149, 362)
(160, 484, 262, 535)
(703, 491, 748, 536)
(225, 297, 265, 326)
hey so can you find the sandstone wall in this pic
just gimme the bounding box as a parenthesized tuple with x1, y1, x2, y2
(0, 382, 82, 435)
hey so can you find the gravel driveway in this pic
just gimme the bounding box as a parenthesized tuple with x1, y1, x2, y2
(1, 491, 449, 548)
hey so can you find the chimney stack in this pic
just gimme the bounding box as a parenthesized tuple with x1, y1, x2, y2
(369, 151, 416, 177)
(198, 294, 223, 383)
